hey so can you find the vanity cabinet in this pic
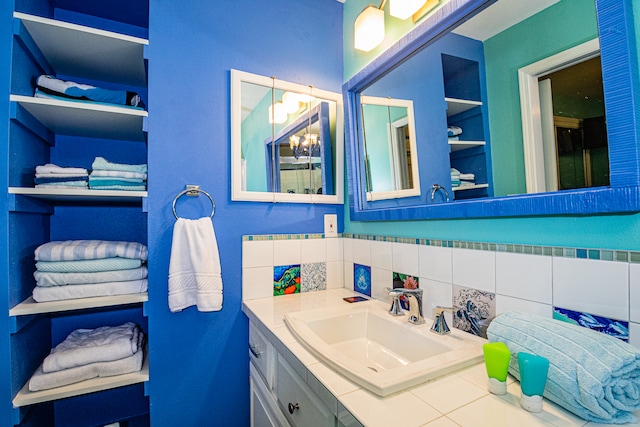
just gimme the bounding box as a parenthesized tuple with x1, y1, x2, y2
(4, 4, 149, 426)
(248, 320, 363, 427)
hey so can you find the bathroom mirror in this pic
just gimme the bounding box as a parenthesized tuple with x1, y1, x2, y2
(344, 0, 640, 220)
(231, 69, 344, 204)
(360, 95, 420, 201)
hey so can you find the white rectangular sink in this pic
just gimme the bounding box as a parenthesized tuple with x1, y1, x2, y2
(284, 300, 485, 396)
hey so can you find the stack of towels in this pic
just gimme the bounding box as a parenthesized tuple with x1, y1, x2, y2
(448, 125, 462, 141)
(29, 322, 145, 391)
(32, 240, 148, 302)
(35, 75, 144, 109)
(450, 168, 475, 188)
(487, 311, 640, 424)
(89, 157, 147, 191)
(34, 164, 89, 190)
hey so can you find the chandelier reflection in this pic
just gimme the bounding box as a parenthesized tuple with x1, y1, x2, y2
(289, 133, 321, 159)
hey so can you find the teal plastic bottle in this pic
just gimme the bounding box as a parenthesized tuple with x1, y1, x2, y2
(518, 352, 550, 412)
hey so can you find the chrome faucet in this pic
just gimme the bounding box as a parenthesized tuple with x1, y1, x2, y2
(431, 306, 455, 335)
(385, 288, 425, 325)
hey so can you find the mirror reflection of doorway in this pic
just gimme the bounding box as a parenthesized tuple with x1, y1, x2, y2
(539, 56, 608, 191)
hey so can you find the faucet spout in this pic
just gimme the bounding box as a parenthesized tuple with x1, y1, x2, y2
(385, 288, 425, 325)
(431, 306, 455, 335)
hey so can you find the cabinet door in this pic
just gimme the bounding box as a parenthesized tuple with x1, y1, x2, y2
(250, 363, 290, 427)
(276, 355, 334, 427)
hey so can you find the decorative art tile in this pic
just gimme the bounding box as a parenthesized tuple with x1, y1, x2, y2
(553, 307, 629, 341)
(452, 285, 495, 338)
(301, 262, 326, 293)
(273, 264, 300, 296)
(392, 272, 419, 310)
(353, 263, 371, 296)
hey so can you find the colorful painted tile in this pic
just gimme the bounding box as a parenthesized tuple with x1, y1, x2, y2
(392, 272, 419, 290)
(452, 286, 495, 339)
(553, 307, 629, 341)
(301, 262, 326, 293)
(273, 264, 300, 296)
(353, 264, 371, 296)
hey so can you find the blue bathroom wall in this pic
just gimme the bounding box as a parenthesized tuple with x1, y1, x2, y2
(146, 0, 343, 425)
(342, 0, 640, 252)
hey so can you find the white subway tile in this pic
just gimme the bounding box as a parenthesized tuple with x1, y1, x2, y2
(326, 238, 343, 262)
(630, 264, 640, 323)
(371, 240, 393, 271)
(273, 239, 301, 266)
(553, 257, 629, 321)
(343, 261, 354, 291)
(301, 238, 327, 263)
(242, 240, 273, 268)
(495, 295, 552, 318)
(419, 245, 452, 284)
(343, 238, 354, 262)
(242, 266, 273, 301)
(452, 248, 495, 293)
(392, 242, 419, 277)
(353, 238, 371, 266)
(496, 252, 552, 304)
(420, 278, 453, 322)
(326, 261, 344, 289)
(372, 267, 393, 301)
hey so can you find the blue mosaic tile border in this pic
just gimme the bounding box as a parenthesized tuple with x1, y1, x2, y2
(243, 233, 640, 263)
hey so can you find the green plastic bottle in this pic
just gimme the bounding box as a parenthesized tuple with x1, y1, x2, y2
(482, 341, 511, 395)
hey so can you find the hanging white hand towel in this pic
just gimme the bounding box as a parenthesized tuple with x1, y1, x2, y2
(168, 217, 222, 312)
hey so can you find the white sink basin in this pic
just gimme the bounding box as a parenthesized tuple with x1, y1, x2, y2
(284, 300, 485, 396)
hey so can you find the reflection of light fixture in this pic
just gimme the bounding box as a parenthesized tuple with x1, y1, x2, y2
(354, 4, 385, 52)
(289, 135, 300, 149)
(268, 101, 287, 124)
(282, 92, 301, 114)
(389, 0, 426, 19)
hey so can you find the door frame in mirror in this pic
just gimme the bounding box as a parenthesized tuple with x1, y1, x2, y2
(343, 0, 640, 220)
(231, 69, 344, 204)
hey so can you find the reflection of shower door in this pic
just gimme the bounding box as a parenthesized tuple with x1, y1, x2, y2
(388, 118, 412, 190)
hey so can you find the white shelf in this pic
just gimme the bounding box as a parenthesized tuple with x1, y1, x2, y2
(9, 187, 147, 202)
(12, 353, 149, 407)
(449, 140, 485, 152)
(11, 95, 147, 142)
(9, 293, 148, 317)
(452, 183, 489, 192)
(14, 12, 148, 87)
(445, 97, 482, 117)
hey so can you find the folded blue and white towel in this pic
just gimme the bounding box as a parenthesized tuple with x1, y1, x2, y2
(92, 157, 147, 175)
(36, 182, 88, 189)
(36, 75, 144, 108)
(35, 240, 147, 262)
(90, 170, 147, 180)
(32, 279, 148, 302)
(34, 176, 88, 184)
(35, 163, 88, 176)
(36, 258, 142, 273)
(34, 266, 148, 287)
(487, 311, 640, 424)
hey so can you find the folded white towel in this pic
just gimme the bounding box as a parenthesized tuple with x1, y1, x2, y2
(29, 343, 144, 391)
(168, 217, 223, 312)
(35, 163, 88, 175)
(42, 322, 141, 373)
(35, 172, 89, 179)
(32, 279, 147, 302)
(90, 170, 148, 180)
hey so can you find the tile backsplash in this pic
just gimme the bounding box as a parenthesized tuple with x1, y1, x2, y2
(242, 234, 640, 347)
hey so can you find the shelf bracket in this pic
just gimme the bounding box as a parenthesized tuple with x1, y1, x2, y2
(12, 405, 30, 426)
(10, 102, 55, 145)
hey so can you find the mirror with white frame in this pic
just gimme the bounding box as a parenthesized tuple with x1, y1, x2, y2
(344, 0, 640, 220)
(360, 95, 420, 201)
(231, 69, 344, 204)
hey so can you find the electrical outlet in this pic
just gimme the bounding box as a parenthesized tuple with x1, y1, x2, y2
(324, 214, 338, 238)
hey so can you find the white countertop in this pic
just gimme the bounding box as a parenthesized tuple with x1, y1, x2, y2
(242, 289, 640, 427)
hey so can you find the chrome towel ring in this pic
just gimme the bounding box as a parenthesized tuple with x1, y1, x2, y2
(172, 185, 215, 219)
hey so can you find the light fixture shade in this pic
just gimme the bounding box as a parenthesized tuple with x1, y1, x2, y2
(268, 101, 287, 124)
(282, 92, 301, 114)
(354, 5, 384, 52)
(389, 0, 426, 19)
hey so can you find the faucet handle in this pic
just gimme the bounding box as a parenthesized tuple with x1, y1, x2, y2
(384, 287, 402, 296)
(384, 288, 405, 316)
(431, 306, 455, 335)
(434, 306, 455, 316)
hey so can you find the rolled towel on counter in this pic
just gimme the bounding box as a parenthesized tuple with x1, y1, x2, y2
(487, 311, 640, 424)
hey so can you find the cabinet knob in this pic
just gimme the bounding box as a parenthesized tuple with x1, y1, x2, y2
(288, 402, 299, 414)
(249, 344, 262, 358)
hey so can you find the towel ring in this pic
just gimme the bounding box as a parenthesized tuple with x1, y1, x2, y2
(172, 186, 215, 219)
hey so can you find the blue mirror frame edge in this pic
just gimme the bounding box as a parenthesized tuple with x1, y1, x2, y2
(343, 0, 640, 220)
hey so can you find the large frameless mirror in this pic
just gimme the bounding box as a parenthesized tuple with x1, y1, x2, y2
(231, 69, 344, 204)
(344, 0, 640, 220)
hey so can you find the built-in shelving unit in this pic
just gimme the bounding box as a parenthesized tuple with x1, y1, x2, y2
(5, 5, 150, 426)
(442, 54, 492, 200)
